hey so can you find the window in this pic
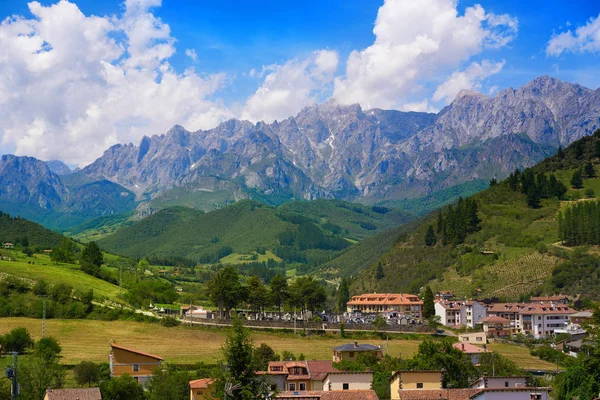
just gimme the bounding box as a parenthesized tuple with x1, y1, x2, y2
(299, 383, 306, 390)
(349, 352, 355, 357)
(343, 383, 349, 390)
(289, 384, 296, 391)
(505, 381, 509, 387)
(271, 385, 277, 391)
(196, 391, 204, 395)
(132, 364, 140, 372)
(416, 383, 424, 389)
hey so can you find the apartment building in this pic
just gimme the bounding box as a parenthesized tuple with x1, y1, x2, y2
(434, 300, 486, 328)
(347, 293, 423, 319)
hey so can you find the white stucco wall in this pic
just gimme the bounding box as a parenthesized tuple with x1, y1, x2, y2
(323, 373, 373, 391)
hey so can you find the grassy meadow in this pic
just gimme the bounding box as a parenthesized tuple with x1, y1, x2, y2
(0, 318, 558, 370)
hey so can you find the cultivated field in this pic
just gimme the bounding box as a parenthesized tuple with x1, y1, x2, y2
(0, 318, 557, 370)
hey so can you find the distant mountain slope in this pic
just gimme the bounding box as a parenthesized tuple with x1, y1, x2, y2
(0, 211, 65, 249)
(97, 199, 414, 265)
(0, 155, 137, 230)
(353, 130, 600, 300)
(78, 76, 600, 211)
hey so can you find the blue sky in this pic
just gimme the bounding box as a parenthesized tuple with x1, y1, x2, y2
(0, 0, 599, 165)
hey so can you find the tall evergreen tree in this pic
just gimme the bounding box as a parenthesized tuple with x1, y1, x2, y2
(557, 145, 565, 159)
(422, 286, 435, 319)
(571, 168, 584, 189)
(526, 186, 541, 208)
(585, 162, 596, 178)
(337, 278, 350, 312)
(375, 262, 385, 280)
(268, 274, 288, 319)
(424, 225, 437, 246)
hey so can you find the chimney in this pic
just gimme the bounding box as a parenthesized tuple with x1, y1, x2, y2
(354, 341, 359, 348)
(461, 343, 465, 351)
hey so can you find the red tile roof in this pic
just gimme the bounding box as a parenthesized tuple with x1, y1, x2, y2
(452, 343, 488, 354)
(519, 303, 576, 315)
(189, 378, 214, 389)
(110, 343, 164, 361)
(397, 389, 481, 400)
(276, 390, 379, 399)
(44, 388, 102, 400)
(263, 360, 341, 381)
(348, 293, 423, 306)
(485, 303, 527, 313)
(479, 316, 510, 324)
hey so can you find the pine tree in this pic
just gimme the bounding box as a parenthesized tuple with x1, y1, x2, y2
(526, 185, 541, 208)
(424, 225, 437, 246)
(422, 286, 435, 319)
(375, 262, 384, 280)
(337, 278, 350, 312)
(571, 168, 584, 189)
(436, 212, 444, 234)
(585, 162, 596, 178)
(489, 177, 497, 187)
(557, 145, 565, 159)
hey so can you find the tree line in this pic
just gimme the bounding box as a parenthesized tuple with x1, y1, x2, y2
(504, 168, 568, 208)
(558, 200, 600, 246)
(207, 266, 326, 319)
(427, 197, 481, 246)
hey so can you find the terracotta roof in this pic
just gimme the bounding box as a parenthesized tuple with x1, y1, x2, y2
(519, 303, 576, 315)
(479, 316, 510, 324)
(306, 360, 340, 381)
(110, 343, 164, 360)
(347, 293, 423, 306)
(44, 388, 102, 400)
(485, 303, 527, 313)
(452, 343, 488, 354)
(189, 378, 214, 389)
(276, 390, 379, 399)
(530, 295, 568, 302)
(397, 389, 482, 400)
(469, 388, 551, 399)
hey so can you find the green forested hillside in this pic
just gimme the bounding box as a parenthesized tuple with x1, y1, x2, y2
(0, 211, 65, 249)
(278, 199, 413, 240)
(353, 130, 600, 301)
(99, 199, 405, 269)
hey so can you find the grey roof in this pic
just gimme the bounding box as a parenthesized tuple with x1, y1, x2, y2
(333, 343, 381, 352)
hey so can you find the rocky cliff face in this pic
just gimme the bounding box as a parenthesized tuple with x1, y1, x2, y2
(1, 76, 599, 227)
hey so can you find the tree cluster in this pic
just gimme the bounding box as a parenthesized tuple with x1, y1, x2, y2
(505, 169, 568, 208)
(558, 201, 600, 246)
(207, 266, 327, 319)
(435, 197, 481, 245)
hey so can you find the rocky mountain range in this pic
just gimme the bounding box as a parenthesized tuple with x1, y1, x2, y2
(1, 76, 599, 229)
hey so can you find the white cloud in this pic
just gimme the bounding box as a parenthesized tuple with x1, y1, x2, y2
(185, 48, 197, 61)
(547, 13, 600, 56)
(432, 60, 504, 102)
(0, 0, 232, 166)
(241, 50, 339, 123)
(332, 0, 517, 110)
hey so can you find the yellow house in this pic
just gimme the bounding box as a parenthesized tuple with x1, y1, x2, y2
(332, 342, 383, 363)
(390, 370, 443, 399)
(189, 378, 215, 400)
(110, 343, 163, 387)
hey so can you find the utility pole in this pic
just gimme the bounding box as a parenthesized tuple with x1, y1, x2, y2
(5, 352, 19, 399)
(42, 296, 47, 338)
(294, 306, 296, 335)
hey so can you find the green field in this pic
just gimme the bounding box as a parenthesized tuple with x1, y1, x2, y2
(0, 318, 557, 370)
(220, 250, 282, 264)
(0, 254, 123, 302)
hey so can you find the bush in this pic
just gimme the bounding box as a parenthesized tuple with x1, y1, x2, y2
(0, 327, 34, 353)
(160, 316, 180, 327)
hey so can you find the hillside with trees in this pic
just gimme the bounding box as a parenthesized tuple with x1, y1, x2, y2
(0, 211, 65, 249)
(352, 129, 600, 301)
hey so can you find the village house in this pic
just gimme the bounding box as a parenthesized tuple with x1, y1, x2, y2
(479, 316, 511, 339)
(44, 388, 102, 400)
(435, 290, 455, 301)
(390, 370, 549, 400)
(519, 303, 577, 338)
(332, 342, 383, 363)
(530, 295, 569, 305)
(458, 332, 487, 344)
(276, 390, 380, 399)
(3, 242, 14, 249)
(346, 293, 423, 318)
(470, 376, 528, 389)
(109, 343, 163, 387)
(452, 342, 488, 365)
(323, 372, 374, 391)
(189, 378, 215, 400)
(260, 360, 341, 391)
(485, 303, 526, 333)
(434, 300, 486, 328)
(569, 310, 594, 325)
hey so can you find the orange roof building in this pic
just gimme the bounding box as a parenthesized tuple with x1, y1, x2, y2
(109, 343, 163, 387)
(347, 293, 423, 318)
(189, 378, 215, 400)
